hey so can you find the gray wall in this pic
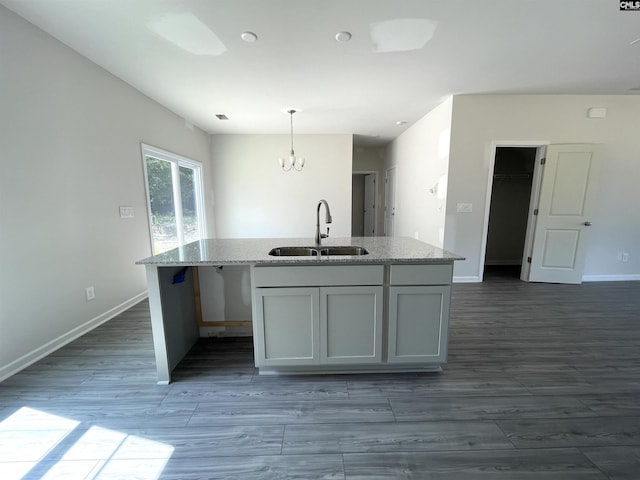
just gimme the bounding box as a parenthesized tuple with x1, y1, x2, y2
(0, 6, 212, 379)
(447, 94, 640, 281)
(384, 98, 452, 247)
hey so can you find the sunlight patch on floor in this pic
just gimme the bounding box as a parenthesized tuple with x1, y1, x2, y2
(0, 407, 174, 480)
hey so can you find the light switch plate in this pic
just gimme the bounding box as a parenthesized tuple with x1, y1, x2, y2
(457, 203, 473, 213)
(119, 206, 134, 219)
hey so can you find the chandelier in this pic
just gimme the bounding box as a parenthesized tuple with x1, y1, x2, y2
(279, 109, 305, 172)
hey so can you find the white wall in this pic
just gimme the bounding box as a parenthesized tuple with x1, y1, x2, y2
(0, 6, 212, 379)
(210, 134, 353, 239)
(199, 133, 353, 335)
(446, 94, 640, 281)
(384, 97, 452, 247)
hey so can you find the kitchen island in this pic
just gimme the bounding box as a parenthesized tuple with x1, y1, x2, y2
(136, 237, 463, 384)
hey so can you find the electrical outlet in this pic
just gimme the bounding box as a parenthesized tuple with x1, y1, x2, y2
(622, 253, 629, 263)
(85, 286, 95, 301)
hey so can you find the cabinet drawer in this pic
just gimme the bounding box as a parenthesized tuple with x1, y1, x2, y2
(389, 263, 453, 286)
(253, 265, 384, 287)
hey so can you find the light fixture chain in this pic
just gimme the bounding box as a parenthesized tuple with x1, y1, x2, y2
(290, 110, 294, 154)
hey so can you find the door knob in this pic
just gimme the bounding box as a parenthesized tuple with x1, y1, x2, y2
(583, 221, 592, 226)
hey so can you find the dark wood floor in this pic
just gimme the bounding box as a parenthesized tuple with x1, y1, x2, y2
(2, 271, 640, 479)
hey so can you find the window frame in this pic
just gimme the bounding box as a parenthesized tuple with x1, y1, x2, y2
(141, 143, 207, 254)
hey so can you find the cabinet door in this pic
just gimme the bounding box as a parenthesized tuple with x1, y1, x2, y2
(253, 287, 320, 366)
(388, 286, 450, 364)
(320, 286, 383, 364)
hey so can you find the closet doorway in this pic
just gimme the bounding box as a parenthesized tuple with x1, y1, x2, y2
(483, 146, 538, 279)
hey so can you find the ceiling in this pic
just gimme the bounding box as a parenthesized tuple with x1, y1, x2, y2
(3, 0, 640, 146)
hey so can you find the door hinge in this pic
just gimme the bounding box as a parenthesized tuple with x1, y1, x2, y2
(533, 208, 539, 215)
(527, 257, 532, 263)
(541, 157, 546, 165)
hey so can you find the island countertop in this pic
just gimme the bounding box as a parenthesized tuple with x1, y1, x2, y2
(136, 236, 464, 266)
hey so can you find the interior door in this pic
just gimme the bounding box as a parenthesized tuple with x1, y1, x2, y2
(384, 167, 397, 236)
(528, 144, 600, 284)
(363, 174, 375, 236)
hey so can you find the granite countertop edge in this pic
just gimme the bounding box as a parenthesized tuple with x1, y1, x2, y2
(136, 237, 465, 266)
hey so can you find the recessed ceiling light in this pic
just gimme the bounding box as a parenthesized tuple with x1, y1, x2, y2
(216, 114, 229, 120)
(396, 120, 407, 125)
(335, 31, 352, 42)
(241, 31, 258, 43)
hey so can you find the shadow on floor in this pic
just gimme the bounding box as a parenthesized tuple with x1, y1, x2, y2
(483, 264, 522, 282)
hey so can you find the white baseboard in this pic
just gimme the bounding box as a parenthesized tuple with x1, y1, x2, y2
(454, 274, 640, 284)
(582, 274, 640, 282)
(453, 276, 482, 283)
(0, 291, 148, 383)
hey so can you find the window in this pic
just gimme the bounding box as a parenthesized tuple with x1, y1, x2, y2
(141, 144, 206, 254)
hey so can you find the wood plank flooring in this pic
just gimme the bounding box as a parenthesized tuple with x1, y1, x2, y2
(1, 269, 640, 479)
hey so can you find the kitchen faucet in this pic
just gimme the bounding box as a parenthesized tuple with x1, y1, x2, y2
(315, 199, 332, 245)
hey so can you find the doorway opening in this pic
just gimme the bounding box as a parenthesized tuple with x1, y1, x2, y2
(351, 172, 377, 236)
(483, 146, 539, 281)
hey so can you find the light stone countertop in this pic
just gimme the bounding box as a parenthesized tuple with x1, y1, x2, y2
(136, 237, 464, 266)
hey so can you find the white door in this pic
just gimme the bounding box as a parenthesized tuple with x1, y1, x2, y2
(528, 144, 600, 284)
(384, 167, 397, 236)
(363, 174, 376, 236)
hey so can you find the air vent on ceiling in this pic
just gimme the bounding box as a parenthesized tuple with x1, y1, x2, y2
(216, 114, 229, 120)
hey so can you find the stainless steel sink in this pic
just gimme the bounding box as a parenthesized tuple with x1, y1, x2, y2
(268, 246, 369, 257)
(268, 247, 320, 256)
(320, 246, 368, 256)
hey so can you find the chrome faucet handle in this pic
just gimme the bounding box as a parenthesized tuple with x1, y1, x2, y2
(319, 228, 330, 240)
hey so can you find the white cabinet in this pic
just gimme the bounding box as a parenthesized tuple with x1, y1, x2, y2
(252, 266, 384, 368)
(387, 264, 452, 365)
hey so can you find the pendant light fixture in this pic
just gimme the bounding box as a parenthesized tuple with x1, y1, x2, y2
(279, 109, 305, 172)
